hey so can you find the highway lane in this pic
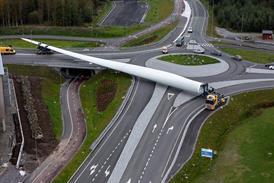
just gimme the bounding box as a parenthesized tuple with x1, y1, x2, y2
(166, 80, 274, 181)
(101, 0, 148, 26)
(119, 87, 179, 182)
(115, 1, 274, 181)
(120, 89, 205, 183)
(4, 0, 274, 182)
(70, 78, 155, 183)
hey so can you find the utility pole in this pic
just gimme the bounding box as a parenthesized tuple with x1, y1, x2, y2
(241, 14, 244, 33)
(240, 14, 244, 46)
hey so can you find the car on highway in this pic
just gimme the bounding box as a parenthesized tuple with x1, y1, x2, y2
(0, 46, 16, 55)
(265, 64, 274, 70)
(188, 27, 193, 33)
(175, 36, 184, 47)
(210, 50, 222, 56)
(193, 47, 205, 54)
(162, 46, 168, 54)
(36, 46, 54, 55)
(232, 55, 242, 61)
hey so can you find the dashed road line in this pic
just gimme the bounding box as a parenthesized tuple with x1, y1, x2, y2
(90, 129, 131, 182)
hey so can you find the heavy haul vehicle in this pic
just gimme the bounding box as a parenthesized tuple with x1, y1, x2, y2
(205, 89, 226, 111)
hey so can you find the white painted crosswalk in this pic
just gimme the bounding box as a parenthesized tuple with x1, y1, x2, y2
(198, 43, 214, 47)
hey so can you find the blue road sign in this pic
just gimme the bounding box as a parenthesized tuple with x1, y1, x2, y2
(201, 148, 213, 158)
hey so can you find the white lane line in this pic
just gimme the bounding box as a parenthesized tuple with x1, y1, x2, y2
(161, 105, 205, 182)
(73, 80, 140, 182)
(89, 130, 131, 182)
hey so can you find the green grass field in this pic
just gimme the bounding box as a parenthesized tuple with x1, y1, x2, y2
(5, 65, 64, 140)
(123, 21, 177, 47)
(145, 0, 174, 24)
(171, 89, 274, 183)
(0, 0, 173, 38)
(53, 70, 131, 183)
(0, 25, 146, 38)
(219, 47, 274, 64)
(159, 54, 219, 65)
(0, 39, 102, 48)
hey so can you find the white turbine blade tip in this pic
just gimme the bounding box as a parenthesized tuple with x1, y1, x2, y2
(21, 38, 40, 45)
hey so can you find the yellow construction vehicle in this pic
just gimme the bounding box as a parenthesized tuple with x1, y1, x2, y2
(0, 46, 16, 55)
(205, 92, 226, 111)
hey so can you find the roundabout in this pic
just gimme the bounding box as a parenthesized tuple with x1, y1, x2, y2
(146, 53, 229, 77)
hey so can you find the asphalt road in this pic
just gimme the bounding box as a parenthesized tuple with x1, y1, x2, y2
(70, 78, 155, 183)
(166, 80, 274, 181)
(101, 0, 148, 26)
(3, 0, 274, 182)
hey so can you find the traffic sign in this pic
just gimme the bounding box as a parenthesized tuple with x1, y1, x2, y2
(201, 148, 213, 159)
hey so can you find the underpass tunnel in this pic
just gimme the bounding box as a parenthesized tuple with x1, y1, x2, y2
(60, 68, 96, 79)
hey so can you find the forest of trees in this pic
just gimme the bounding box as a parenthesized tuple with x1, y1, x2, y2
(0, 0, 108, 27)
(212, 0, 274, 32)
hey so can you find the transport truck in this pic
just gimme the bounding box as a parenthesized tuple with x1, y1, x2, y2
(205, 91, 226, 111)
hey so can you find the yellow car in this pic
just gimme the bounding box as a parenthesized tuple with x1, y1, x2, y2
(0, 46, 16, 55)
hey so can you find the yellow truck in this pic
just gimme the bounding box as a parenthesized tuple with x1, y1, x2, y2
(205, 92, 226, 111)
(0, 46, 16, 55)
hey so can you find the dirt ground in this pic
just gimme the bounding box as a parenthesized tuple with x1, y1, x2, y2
(96, 79, 117, 112)
(12, 76, 58, 172)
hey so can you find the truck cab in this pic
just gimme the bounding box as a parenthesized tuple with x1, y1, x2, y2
(175, 36, 185, 47)
(205, 92, 226, 111)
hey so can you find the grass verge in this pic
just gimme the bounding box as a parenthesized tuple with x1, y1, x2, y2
(159, 54, 219, 65)
(145, 0, 174, 24)
(0, 0, 174, 38)
(122, 21, 177, 47)
(53, 70, 131, 183)
(171, 89, 274, 183)
(0, 25, 146, 38)
(219, 47, 274, 64)
(5, 64, 64, 140)
(0, 39, 103, 48)
(94, 0, 113, 24)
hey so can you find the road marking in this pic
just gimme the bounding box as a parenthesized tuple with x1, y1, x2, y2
(89, 164, 98, 175)
(250, 64, 257, 68)
(167, 93, 175, 100)
(89, 130, 131, 182)
(105, 165, 111, 177)
(127, 179, 131, 183)
(152, 124, 157, 133)
(166, 126, 174, 134)
(163, 107, 177, 128)
(72, 80, 139, 182)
